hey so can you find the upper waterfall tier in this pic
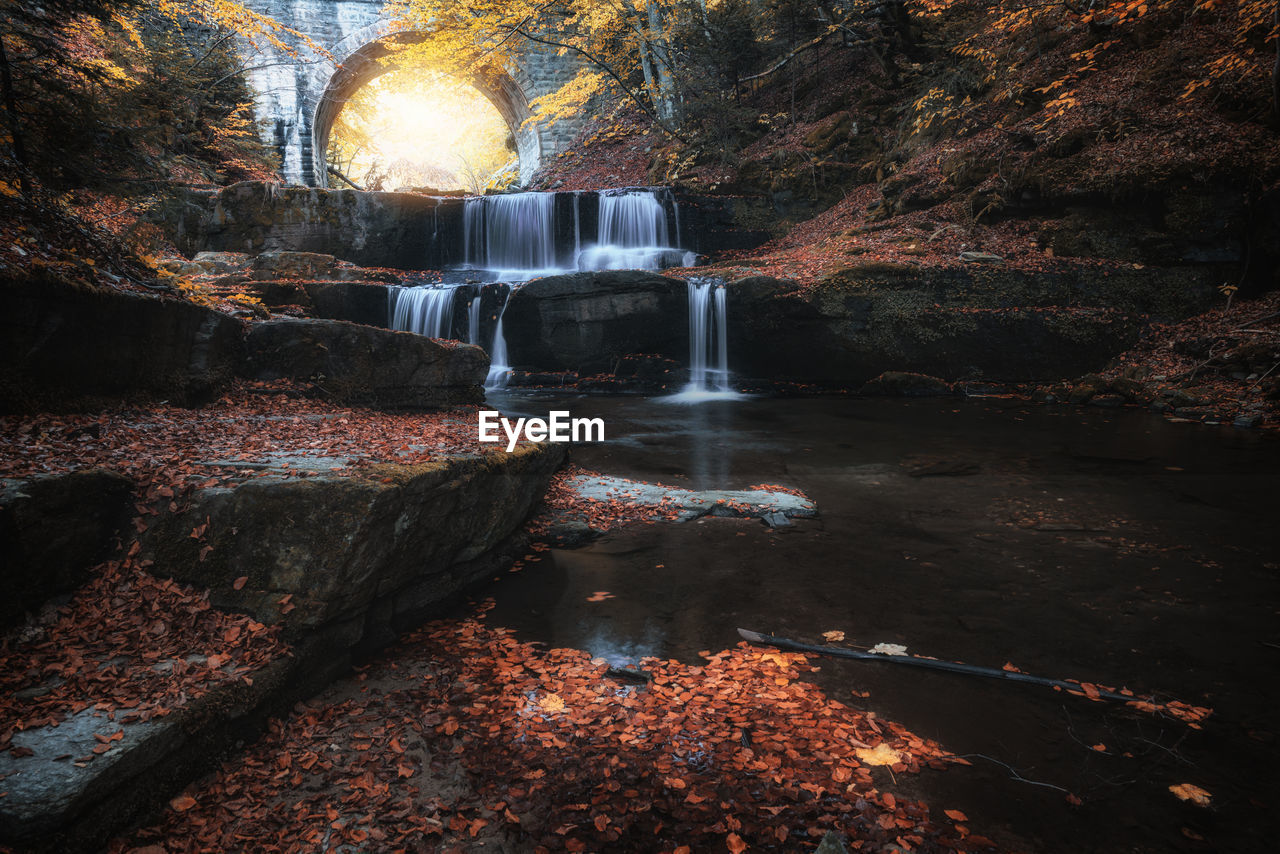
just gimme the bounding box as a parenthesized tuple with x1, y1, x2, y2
(458, 189, 696, 281)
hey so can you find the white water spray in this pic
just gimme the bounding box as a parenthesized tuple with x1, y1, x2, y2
(485, 290, 513, 390)
(467, 296, 481, 345)
(665, 277, 742, 402)
(463, 193, 558, 279)
(577, 189, 691, 271)
(389, 286, 456, 338)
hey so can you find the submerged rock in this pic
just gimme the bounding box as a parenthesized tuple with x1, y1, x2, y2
(539, 473, 817, 543)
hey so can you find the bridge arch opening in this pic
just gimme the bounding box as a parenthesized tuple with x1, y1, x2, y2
(311, 32, 542, 190)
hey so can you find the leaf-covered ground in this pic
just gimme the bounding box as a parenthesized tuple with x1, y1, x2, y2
(0, 381, 494, 494)
(1, 560, 289, 749)
(113, 608, 1001, 853)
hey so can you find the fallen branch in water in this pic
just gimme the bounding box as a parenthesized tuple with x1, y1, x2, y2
(736, 628, 1211, 727)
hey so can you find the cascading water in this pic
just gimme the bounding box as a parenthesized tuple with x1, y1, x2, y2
(463, 192, 558, 279)
(389, 286, 456, 338)
(667, 277, 741, 402)
(577, 189, 696, 271)
(445, 188, 704, 392)
(468, 296, 481, 345)
(485, 291, 513, 390)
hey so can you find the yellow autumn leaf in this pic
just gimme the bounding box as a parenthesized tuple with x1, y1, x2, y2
(538, 693, 565, 714)
(855, 743, 902, 766)
(822, 630, 845, 643)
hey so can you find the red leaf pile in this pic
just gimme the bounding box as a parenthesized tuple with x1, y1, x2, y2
(115, 610, 1001, 852)
(1, 560, 288, 750)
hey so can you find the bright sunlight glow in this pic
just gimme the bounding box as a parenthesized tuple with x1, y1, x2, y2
(327, 68, 515, 193)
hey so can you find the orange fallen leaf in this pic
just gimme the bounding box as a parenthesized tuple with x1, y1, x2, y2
(232, 576, 248, 590)
(1169, 783, 1211, 806)
(944, 809, 969, 822)
(822, 630, 845, 643)
(726, 832, 748, 853)
(169, 794, 197, 812)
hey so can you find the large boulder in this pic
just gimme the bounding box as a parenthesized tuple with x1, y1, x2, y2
(503, 271, 688, 374)
(242, 319, 486, 408)
(0, 469, 133, 624)
(139, 444, 565, 649)
(0, 270, 243, 412)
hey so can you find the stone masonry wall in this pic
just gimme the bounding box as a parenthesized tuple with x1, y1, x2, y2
(240, 0, 584, 186)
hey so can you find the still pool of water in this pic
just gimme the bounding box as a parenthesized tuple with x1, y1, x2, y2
(471, 391, 1280, 853)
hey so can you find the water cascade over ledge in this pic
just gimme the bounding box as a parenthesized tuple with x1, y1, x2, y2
(666, 277, 742, 403)
(486, 291, 513, 390)
(388, 286, 455, 338)
(390, 188, 704, 392)
(578, 189, 697, 272)
(464, 192, 558, 280)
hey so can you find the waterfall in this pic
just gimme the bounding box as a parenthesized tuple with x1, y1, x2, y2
(577, 189, 690, 271)
(485, 291, 513, 390)
(389, 286, 456, 338)
(462, 192, 557, 278)
(573, 192, 582, 259)
(467, 296, 481, 345)
(598, 190, 669, 247)
(666, 277, 741, 402)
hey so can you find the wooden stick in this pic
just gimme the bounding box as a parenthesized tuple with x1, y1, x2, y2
(737, 628, 1140, 704)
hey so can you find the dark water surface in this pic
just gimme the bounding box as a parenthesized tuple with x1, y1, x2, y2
(473, 392, 1280, 853)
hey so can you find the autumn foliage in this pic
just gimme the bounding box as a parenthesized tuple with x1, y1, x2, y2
(114, 610, 999, 853)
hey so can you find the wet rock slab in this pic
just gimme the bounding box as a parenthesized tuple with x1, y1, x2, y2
(0, 653, 338, 853)
(139, 443, 566, 648)
(0, 445, 564, 851)
(548, 474, 817, 542)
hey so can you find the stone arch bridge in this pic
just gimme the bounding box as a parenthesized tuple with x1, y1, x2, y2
(241, 0, 585, 187)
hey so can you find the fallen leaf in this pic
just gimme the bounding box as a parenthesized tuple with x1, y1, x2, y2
(944, 809, 969, 822)
(856, 743, 902, 766)
(822, 630, 845, 643)
(1169, 783, 1211, 806)
(169, 794, 197, 812)
(870, 642, 908, 656)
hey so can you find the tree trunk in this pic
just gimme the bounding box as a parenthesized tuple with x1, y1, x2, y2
(646, 2, 679, 122)
(0, 32, 31, 195)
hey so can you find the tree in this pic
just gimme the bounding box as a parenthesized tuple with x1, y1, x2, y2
(0, 0, 310, 194)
